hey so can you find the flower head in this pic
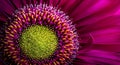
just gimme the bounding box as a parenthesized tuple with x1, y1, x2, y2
(0, 0, 120, 65)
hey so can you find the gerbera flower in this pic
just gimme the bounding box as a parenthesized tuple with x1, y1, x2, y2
(0, 0, 120, 65)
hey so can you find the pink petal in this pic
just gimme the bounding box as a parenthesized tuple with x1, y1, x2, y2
(71, 0, 120, 23)
(73, 50, 120, 65)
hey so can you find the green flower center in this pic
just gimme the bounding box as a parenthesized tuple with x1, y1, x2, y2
(19, 25, 58, 59)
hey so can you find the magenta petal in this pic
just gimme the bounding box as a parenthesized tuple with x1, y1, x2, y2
(92, 44, 120, 52)
(90, 28, 120, 52)
(58, 0, 83, 14)
(74, 50, 120, 65)
(78, 33, 93, 53)
(91, 28, 120, 44)
(49, 0, 60, 6)
(0, 1, 14, 21)
(115, 9, 120, 15)
(71, 0, 120, 23)
(0, 0, 120, 65)
(76, 16, 120, 52)
(76, 16, 120, 38)
(0, 0, 15, 14)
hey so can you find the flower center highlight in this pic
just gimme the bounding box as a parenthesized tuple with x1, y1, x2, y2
(19, 25, 58, 59)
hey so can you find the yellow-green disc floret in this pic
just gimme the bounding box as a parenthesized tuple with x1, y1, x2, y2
(19, 25, 58, 59)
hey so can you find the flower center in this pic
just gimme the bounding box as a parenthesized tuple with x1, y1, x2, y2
(19, 25, 58, 59)
(4, 4, 79, 65)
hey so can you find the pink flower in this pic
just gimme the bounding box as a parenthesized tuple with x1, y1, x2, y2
(0, 0, 120, 65)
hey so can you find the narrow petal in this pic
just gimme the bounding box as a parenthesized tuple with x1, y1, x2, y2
(71, 0, 120, 23)
(77, 16, 120, 52)
(78, 16, 119, 32)
(73, 50, 120, 65)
